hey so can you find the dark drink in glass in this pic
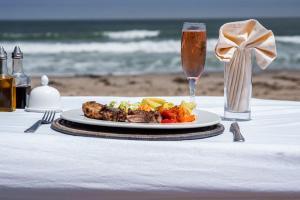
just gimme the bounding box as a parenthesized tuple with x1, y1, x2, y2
(16, 85, 31, 108)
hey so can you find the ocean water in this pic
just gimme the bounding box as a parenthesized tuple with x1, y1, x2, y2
(0, 18, 299, 75)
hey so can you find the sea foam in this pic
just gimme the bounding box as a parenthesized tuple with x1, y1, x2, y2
(2, 38, 218, 54)
(2, 40, 178, 54)
(276, 36, 300, 44)
(103, 30, 160, 39)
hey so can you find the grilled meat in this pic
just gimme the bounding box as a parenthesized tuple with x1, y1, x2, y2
(82, 101, 127, 122)
(82, 101, 104, 119)
(82, 101, 161, 123)
(127, 110, 161, 123)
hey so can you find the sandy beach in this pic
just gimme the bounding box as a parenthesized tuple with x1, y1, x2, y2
(31, 70, 300, 101)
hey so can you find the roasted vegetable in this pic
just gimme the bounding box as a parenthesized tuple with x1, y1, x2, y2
(107, 98, 197, 123)
(179, 101, 196, 114)
(160, 102, 196, 123)
(161, 119, 177, 123)
(141, 98, 166, 110)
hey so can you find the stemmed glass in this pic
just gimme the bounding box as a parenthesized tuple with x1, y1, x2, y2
(181, 22, 207, 102)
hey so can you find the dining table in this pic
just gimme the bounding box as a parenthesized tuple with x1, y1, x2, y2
(1, 96, 300, 200)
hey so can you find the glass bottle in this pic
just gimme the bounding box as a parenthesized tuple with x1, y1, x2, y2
(11, 46, 31, 109)
(0, 46, 16, 112)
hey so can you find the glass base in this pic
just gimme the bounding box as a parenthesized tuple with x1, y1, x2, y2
(224, 110, 251, 121)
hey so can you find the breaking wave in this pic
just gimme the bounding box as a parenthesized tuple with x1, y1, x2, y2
(103, 30, 160, 39)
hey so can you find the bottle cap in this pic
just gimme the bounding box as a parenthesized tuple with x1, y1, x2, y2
(12, 46, 23, 59)
(0, 46, 7, 60)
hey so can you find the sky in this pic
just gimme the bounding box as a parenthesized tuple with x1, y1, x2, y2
(0, 0, 299, 20)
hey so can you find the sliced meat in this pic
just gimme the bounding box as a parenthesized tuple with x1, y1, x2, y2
(127, 110, 161, 123)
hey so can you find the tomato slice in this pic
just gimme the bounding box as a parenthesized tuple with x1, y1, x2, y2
(161, 119, 177, 123)
(161, 109, 177, 119)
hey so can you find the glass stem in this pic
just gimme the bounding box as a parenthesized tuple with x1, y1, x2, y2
(188, 78, 197, 102)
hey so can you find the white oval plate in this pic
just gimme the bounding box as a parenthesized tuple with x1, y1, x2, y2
(25, 107, 62, 113)
(60, 109, 221, 129)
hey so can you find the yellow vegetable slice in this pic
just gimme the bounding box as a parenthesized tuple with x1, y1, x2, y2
(146, 98, 166, 104)
(180, 101, 197, 114)
(141, 98, 165, 109)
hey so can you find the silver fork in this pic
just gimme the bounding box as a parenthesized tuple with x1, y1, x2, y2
(24, 111, 56, 133)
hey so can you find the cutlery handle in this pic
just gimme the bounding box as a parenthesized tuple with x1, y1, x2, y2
(230, 122, 245, 142)
(24, 120, 42, 133)
(233, 130, 245, 142)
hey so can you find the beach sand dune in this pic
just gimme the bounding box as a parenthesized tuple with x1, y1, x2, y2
(32, 70, 300, 101)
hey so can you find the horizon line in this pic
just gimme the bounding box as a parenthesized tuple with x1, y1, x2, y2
(0, 16, 299, 21)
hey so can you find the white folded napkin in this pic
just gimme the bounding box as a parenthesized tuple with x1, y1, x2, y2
(215, 19, 277, 112)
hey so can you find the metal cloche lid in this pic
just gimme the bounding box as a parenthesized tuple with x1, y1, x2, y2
(12, 46, 23, 59)
(0, 46, 7, 60)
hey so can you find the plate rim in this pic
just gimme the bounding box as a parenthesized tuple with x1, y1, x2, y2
(60, 109, 221, 129)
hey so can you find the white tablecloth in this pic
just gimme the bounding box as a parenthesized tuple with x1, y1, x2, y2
(1, 96, 300, 200)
